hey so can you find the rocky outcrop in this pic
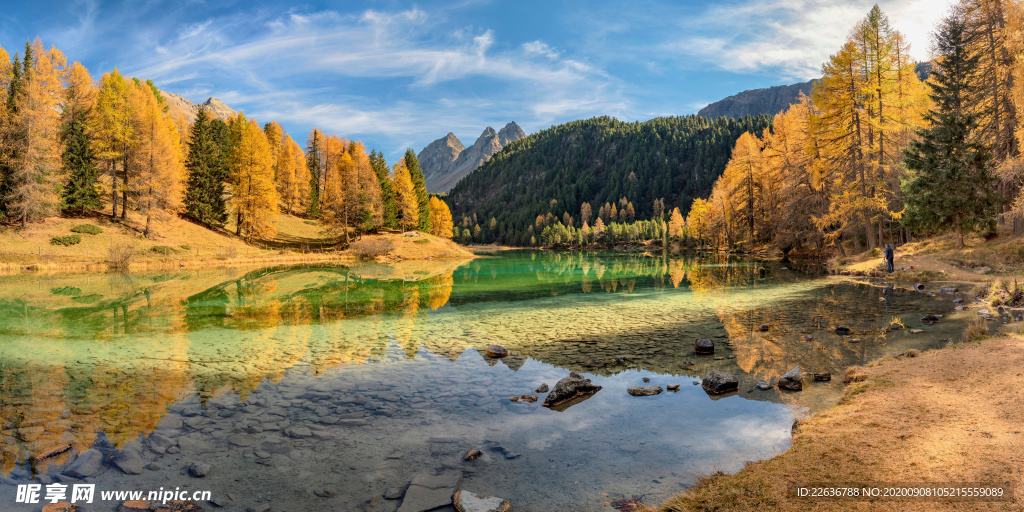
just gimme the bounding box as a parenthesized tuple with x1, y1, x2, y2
(542, 371, 602, 409)
(160, 90, 237, 123)
(419, 122, 526, 193)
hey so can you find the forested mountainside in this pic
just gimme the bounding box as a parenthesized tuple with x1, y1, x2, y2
(446, 114, 772, 246)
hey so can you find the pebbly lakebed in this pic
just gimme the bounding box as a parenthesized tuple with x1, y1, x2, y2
(0, 251, 978, 511)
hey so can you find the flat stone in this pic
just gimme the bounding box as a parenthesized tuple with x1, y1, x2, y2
(397, 470, 463, 512)
(626, 385, 663, 397)
(63, 449, 103, 478)
(189, 462, 212, 477)
(909, 329, 924, 334)
(338, 419, 369, 427)
(385, 487, 405, 500)
(313, 486, 337, 498)
(756, 381, 772, 390)
(453, 490, 510, 512)
(148, 433, 176, 452)
(112, 448, 144, 475)
(285, 426, 312, 439)
(228, 434, 256, 447)
(176, 435, 215, 454)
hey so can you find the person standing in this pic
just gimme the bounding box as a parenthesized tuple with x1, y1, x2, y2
(884, 244, 895, 273)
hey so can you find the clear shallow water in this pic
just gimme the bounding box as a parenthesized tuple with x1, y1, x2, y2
(0, 252, 972, 511)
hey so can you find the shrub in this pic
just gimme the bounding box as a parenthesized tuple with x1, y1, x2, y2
(351, 239, 394, 259)
(107, 241, 136, 270)
(151, 245, 177, 255)
(51, 286, 82, 297)
(414, 239, 430, 245)
(304, 220, 318, 225)
(180, 245, 192, 251)
(70, 224, 102, 235)
(962, 315, 989, 343)
(51, 235, 82, 246)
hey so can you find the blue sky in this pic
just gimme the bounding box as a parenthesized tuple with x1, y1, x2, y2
(1, 0, 952, 160)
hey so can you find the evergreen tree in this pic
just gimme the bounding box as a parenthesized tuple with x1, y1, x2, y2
(903, 14, 1002, 247)
(60, 115, 100, 214)
(184, 108, 228, 227)
(404, 148, 430, 232)
(0, 52, 24, 220)
(370, 149, 398, 229)
(306, 129, 322, 217)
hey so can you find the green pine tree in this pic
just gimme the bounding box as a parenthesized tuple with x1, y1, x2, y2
(306, 131, 322, 218)
(184, 108, 228, 227)
(0, 53, 23, 220)
(404, 148, 430, 232)
(370, 150, 397, 229)
(902, 14, 1002, 248)
(60, 115, 101, 214)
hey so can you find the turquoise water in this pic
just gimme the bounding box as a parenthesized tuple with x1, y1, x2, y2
(0, 252, 972, 511)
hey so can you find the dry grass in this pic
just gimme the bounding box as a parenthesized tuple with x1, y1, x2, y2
(106, 240, 136, 270)
(656, 333, 1024, 512)
(962, 315, 990, 343)
(351, 238, 395, 259)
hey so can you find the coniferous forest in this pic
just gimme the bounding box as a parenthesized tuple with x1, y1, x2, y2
(446, 114, 771, 246)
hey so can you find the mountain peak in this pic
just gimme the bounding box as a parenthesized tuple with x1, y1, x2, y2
(418, 122, 527, 193)
(159, 89, 237, 122)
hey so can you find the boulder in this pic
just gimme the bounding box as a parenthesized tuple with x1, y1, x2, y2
(666, 384, 680, 391)
(542, 372, 602, 408)
(833, 326, 851, 335)
(694, 338, 715, 354)
(535, 383, 549, 393)
(63, 449, 103, 478)
(701, 370, 738, 395)
(485, 345, 509, 358)
(453, 490, 510, 512)
(626, 385, 663, 396)
(759, 323, 770, 332)
(813, 372, 832, 381)
(778, 367, 803, 391)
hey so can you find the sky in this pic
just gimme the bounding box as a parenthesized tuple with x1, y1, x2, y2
(0, 0, 955, 160)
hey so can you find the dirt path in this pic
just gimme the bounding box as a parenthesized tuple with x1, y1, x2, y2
(652, 332, 1024, 511)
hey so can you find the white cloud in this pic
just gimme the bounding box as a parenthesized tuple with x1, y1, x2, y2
(668, 0, 956, 80)
(522, 40, 560, 59)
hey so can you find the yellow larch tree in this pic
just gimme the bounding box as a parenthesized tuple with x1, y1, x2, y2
(686, 198, 711, 246)
(129, 80, 183, 237)
(228, 113, 278, 240)
(393, 157, 419, 230)
(8, 39, 65, 226)
(92, 69, 134, 219)
(276, 134, 306, 214)
(428, 196, 454, 238)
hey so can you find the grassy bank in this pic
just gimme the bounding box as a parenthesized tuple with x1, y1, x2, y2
(646, 318, 1024, 512)
(0, 211, 473, 275)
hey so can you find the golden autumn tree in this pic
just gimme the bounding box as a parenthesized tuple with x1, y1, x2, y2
(275, 134, 305, 214)
(667, 206, 685, 241)
(393, 157, 418, 230)
(428, 196, 454, 238)
(129, 80, 184, 237)
(686, 198, 711, 246)
(7, 39, 65, 226)
(350, 142, 383, 234)
(263, 121, 283, 178)
(228, 113, 278, 240)
(92, 69, 134, 219)
(719, 131, 765, 245)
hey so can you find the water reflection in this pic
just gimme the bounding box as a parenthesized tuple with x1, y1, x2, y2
(0, 252, 969, 490)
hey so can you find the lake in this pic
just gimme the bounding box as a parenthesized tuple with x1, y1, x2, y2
(0, 251, 972, 511)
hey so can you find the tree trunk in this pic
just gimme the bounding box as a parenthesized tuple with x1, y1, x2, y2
(111, 160, 117, 218)
(121, 156, 128, 220)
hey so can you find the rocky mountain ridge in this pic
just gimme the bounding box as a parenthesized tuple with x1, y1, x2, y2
(160, 90, 238, 123)
(419, 122, 526, 193)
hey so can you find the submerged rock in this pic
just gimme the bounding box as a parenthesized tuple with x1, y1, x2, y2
(701, 370, 738, 395)
(453, 490, 510, 512)
(778, 367, 803, 391)
(627, 385, 663, 396)
(63, 449, 103, 478)
(188, 463, 212, 478)
(112, 448, 144, 475)
(939, 287, 959, 295)
(397, 470, 463, 512)
(42, 503, 77, 512)
(485, 345, 509, 358)
(542, 372, 602, 409)
(695, 338, 715, 354)
(834, 325, 852, 335)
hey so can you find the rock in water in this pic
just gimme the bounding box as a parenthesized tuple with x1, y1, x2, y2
(542, 372, 602, 408)
(453, 490, 510, 512)
(535, 383, 549, 393)
(485, 345, 509, 358)
(778, 366, 803, 391)
(666, 384, 680, 391)
(920, 314, 940, 324)
(188, 463, 212, 477)
(42, 503, 78, 512)
(63, 449, 103, 478)
(518, 394, 538, 403)
(701, 370, 738, 395)
(464, 450, 483, 461)
(756, 381, 772, 390)
(627, 385, 663, 396)
(398, 470, 463, 512)
(695, 338, 715, 354)
(834, 325, 851, 335)
(112, 448, 144, 475)
(813, 372, 832, 381)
